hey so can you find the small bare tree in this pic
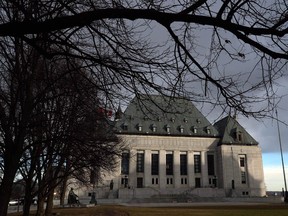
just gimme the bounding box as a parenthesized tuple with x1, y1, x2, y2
(17, 58, 123, 216)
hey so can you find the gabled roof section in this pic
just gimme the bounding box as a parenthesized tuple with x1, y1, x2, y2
(214, 116, 258, 145)
(115, 94, 219, 137)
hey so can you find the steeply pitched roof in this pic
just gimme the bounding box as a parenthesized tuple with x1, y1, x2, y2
(115, 95, 219, 137)
(213, 116, 258, 145)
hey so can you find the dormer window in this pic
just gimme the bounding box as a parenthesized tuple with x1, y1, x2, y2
(192, 126, 197, 134)
(237, 131, 243, 142)
(234, 128, 243, 142)
(171, 117, 175, 122)
(122, 123, 128, 131)
(196, 119, 201, 124)
(179, 125, 184, 133)
(184, 118, 188, 123)
(206, 127, 211, 134)
(138, 123, 142, 132)
(152, 124, 157, 132)
(166, 124, 170, 133)
(144, 116, 149, 121)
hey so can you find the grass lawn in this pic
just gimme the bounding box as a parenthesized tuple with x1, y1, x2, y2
(9, 204, 288, 216)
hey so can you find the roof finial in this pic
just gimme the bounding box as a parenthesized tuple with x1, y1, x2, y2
(233, 109, 237, 120)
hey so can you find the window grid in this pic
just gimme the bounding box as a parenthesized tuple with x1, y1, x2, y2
(207, 154, 215, 175)
(194, 154, 201, 173)
(241, 171, 247, 184)
(180, 154, 188, 175)
(240, 157, 245, 167)
(136, 153, 144, 173)
(166, 153, 173, 175)
(151, 153, 159, 175)
(121, 152, 129, 175)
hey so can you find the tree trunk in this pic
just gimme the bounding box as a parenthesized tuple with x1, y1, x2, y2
(23, 197, 33, 216)
(59, 177, 68, 206)
(45, 188, 54, 216)
(22, 178, 33, 216)
(0, 171, 16, 216)
(0, 149, 20, 216)
(35, 197, 45, 216)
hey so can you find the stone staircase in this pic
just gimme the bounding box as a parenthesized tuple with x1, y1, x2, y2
(128, 194, 225, 204)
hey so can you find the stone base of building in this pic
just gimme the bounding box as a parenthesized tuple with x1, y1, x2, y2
(71, 185, 266, 201)
(118, 187, 226, 199)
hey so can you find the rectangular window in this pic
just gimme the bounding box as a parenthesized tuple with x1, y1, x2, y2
(181, 178, 187, 185)
(166, 178, 173, 185)
(136, 152, 144, 173)
(180, 153, 187, 175)
(207, 154, 215, 175)
(240, 157, 245, 167)
(152, 178, 158, 185)
(166, 153, 173, 175)
(238, 133, 242, 141)
(151, 152, 159, 175)
(121, 152, 129, 175)
(241, 171, 247, 184)
(194, 153, 201, 173)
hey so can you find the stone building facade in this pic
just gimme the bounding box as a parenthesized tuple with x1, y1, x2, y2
(87, 95, 266, 199)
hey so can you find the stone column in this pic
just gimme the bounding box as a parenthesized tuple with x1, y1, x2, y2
(129, 149, 137, 188)
(187, 151, 195, 187)
(115, 156, 122, 190)
(144, 149, 151, 187)
(201, 151, 209, 187)
(159, 150, 166, 189)
(173, 150, 180, 188)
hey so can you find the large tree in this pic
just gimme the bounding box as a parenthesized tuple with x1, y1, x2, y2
(0, 1, 286, 116)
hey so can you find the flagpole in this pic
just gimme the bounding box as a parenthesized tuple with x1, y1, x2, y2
(276, 109, 288, 203)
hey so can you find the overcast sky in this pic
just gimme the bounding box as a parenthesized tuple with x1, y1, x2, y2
(203, 77, 288, 191)
(203, 76, 288, 191)
(146, 11, 288, 191)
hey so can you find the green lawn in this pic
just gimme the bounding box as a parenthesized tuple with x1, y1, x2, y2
(9, 204, 288, 216)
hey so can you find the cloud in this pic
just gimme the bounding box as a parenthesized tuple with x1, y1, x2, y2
(264, 164, 288, 191)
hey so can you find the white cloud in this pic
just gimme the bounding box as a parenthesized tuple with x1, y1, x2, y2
(264, 165, 288, 191)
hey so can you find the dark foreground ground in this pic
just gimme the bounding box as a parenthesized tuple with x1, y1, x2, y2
(8, 203, 288, 216)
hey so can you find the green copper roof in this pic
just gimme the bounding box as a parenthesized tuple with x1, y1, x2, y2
(213, 116, 258, 145)
(115, 95, 219, 137)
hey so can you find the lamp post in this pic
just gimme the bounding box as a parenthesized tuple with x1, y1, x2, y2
(276, 109, 288, 203)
